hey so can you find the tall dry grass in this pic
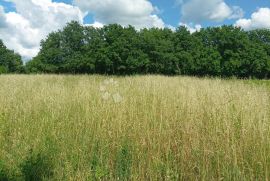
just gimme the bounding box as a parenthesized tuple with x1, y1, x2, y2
(0, 75, 269, 180)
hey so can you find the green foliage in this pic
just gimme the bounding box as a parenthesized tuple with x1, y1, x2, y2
(89, 141, 109, 180)
(20, 150, 54, 181)
(0, 40, 23, 74)
(0, 66, 8, 74)
(25, 22, 270, 78)
(115, 141, 132, 180)
(0, 160, 9, 181)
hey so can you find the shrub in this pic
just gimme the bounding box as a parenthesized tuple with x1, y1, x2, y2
(20, 150, 54, 181)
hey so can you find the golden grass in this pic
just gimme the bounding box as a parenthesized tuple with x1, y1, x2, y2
(0, 75, 269, 180)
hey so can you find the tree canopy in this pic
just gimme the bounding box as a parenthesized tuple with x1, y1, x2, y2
(23, 21, 270, 78)
(0, 40, 23, 74)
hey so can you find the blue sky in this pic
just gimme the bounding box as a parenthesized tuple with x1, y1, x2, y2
(0, 0, 270, 59)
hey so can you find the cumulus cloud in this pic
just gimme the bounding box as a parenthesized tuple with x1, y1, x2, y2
(178, 0, 244, 23)
(0, 11, 40, 58)
(73, 0, 165, 29)
(0, 0, 83, 59)
(179, 22, 202, 33)
(235, 8, 270, 30)
(0, 0, 166, 59)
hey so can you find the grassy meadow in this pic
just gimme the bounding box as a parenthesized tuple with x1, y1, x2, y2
(0, 75, 269, 180)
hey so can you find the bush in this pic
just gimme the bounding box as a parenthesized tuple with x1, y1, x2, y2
(20, 150, 54, 181)
(0, 160, 9, 181)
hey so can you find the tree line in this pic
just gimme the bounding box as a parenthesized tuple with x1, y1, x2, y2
(0, 40, 23, 73)
(1, 21, 270, 78)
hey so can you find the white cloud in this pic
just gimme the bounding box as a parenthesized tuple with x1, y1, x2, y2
(73, 0, 165, 29)
(235, 8, 270, 30)
(85, 21, 104, 28)
(178, 0, 244, 23)
(179, 22, 202, 33)
(0, 11, 40, 58)
(0, 0, 83, 59)
(0, 0, 166, 59)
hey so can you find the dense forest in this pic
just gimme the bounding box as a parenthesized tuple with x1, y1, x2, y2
(1, 21, 270, 78)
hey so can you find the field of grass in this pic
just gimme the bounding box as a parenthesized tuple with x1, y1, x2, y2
(0, 75, 269, 180)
